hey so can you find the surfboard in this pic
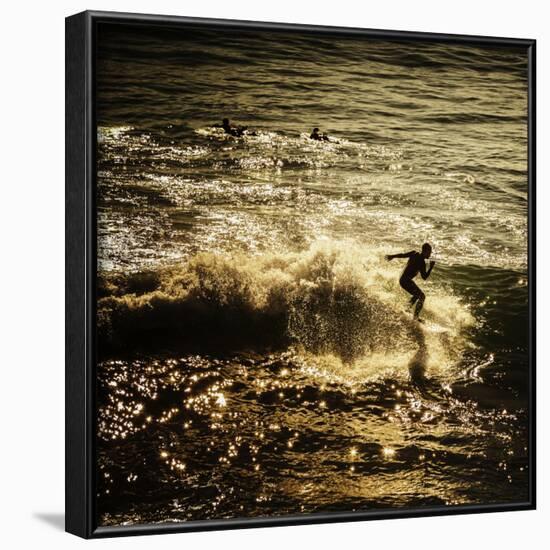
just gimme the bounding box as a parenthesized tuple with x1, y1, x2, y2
(421, 320, 451, 334)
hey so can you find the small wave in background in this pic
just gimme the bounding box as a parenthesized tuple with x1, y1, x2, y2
(95, 23, 529, 526)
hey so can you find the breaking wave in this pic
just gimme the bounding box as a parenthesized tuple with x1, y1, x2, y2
(98, 241, 475, 378)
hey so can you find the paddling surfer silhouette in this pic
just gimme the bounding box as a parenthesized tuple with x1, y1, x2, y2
(214, 118, 256, 137)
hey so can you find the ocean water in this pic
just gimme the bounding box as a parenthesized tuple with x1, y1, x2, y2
(95, 23, 530, 526)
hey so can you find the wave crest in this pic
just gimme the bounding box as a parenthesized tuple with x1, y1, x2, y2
(98, 242, 474, 373)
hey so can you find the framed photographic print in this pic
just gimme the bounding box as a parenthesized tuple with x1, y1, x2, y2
(65, 10, 536, 538)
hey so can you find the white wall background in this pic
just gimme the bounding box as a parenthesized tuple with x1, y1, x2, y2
(1, 0, 546, 547)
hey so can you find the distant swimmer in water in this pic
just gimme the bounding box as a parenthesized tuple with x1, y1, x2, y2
(214, 118, 255, 137)
(310, 127, 330, 141)
(386, 243, 436, 320)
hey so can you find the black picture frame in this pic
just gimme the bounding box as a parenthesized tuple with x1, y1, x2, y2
(65, 10, 536, 539)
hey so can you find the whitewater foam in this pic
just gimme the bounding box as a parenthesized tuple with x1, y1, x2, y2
(98, 241, 475, 382)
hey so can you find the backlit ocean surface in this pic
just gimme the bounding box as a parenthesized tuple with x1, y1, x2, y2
(95, 23, 530, 526)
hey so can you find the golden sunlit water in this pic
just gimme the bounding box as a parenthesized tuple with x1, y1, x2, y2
(97, 352, 528, 525)
(95, 23, 529, 526)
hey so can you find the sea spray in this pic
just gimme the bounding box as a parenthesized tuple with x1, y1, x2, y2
(98, 240, 474, 378)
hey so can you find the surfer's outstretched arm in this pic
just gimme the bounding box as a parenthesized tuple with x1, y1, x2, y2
(386, 251, 414, 261)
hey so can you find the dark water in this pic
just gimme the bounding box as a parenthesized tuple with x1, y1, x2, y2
(95, 23, 530, 527)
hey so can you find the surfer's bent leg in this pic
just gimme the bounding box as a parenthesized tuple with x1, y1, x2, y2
(413, 291, 425, 318)
(400, 277, 424, 317)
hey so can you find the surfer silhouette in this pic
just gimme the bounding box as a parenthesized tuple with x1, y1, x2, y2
(310, 127, 330, 141)
(386, 243, 436, 320)
(215, 118, 254, 137)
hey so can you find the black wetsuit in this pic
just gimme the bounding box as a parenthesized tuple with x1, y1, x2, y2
(223, 124, 246, 137)
(388, 249, 434, 318)
(398, 251, 430, 298)
(395, 251, 434, 319)
(310, 132, 329, 141)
